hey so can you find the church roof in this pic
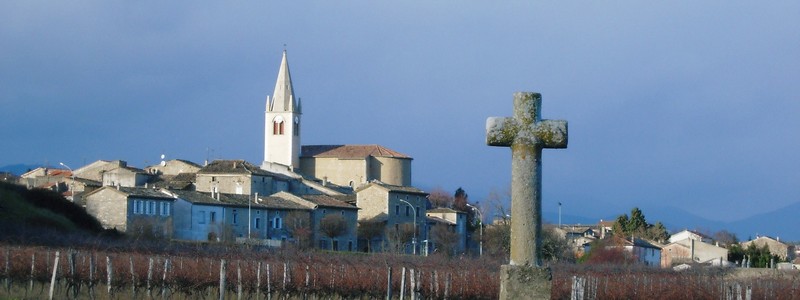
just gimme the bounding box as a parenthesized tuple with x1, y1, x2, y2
(301, 145, 411, 159)
(267, 50, 299, 112)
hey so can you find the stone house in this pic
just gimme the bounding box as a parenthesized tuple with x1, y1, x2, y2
(272, 192, 359, 251)
(355, 180, 429, 253)
(19, 167, 72, 189)
(169, 190, 310, 244)
(661, 238, 728, 267)
(625, 238, 663, 267)
(102, 166, 152, 188)
(196, 160, 310, 196)
(299, 145, 412, 188)
(145, 159, 202, 176)
(589, 237, 663, 267)
(668, 229, 713, 244)
(741, 236, 795, 261)
(425, 208, 468, 255)
(83, 186, 174, 236)
(74, 160, 129, 182)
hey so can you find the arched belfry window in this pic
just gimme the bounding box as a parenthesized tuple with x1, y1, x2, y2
(273, 116, 285, 135)
(293, 116, 299, 136)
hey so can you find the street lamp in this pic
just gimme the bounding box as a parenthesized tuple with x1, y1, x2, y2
(59, 162, 75, 202)
(471, 206, 484, 257)
(398, 199, 417, 255)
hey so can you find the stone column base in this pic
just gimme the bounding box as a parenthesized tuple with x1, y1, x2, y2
(499, 264, 552, 300)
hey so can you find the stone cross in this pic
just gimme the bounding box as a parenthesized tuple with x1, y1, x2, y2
(486, 92, 568, 267)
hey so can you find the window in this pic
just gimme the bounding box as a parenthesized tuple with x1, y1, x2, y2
(211, 176, 216, 182)
(210, 211, 217, 223)
(293, 120, 299, 136)
(148, 201, 156, 215)
(405, 206, 410, 216)
(133, 200, 141, 214)
(416, 207, 420, 217)
(341, 211, 345, 216)
(322, 209, 327, 215)
(395, 205, 400, 215)
(161, 202, 170, 216)
(273, 120, 284, 135)
(255, 218, 261, 229)
(232, 210, 238, 224)
(199, 211, 206, 224)
(273, 216, 282, 229)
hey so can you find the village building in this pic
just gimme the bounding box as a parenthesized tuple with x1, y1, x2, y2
(102, 165, 152, 188)
(299, 145, 412, 188)
(741, 236, 795, 261)
(271, 192, 359, 251)
(355, 180, 428, 253)
(259, 51, 413, 190)
(145, 159, 202, 176)
(661, 238, 728, 267)
(73, 160, 129, 182)
(668, 229, 713, 244)
(195, 159, 314, 197)
(169, 189, 309, 245)
(83, 186, 175, 236)
(425, 208, 468, 255)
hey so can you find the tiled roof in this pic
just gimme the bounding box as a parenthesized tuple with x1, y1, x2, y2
(427, 215, 456, 225)
(301, 145, 411, 159)
(427, 208, 462, 214)
(258, 194, 314, 210)
(171, 159, 202, 168)
(169, 190, 268, 208)
(355, 180, 427, 195)
(172, 172, 197, 182)
(299, 194, 358, 210)
(198, 160, 273, 176)
(116, 187, 175, 200)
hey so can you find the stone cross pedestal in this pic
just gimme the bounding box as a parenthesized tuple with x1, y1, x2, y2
(486, 92, 568, 299)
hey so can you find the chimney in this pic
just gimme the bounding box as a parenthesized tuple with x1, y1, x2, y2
(691, 239, 695, 262)
(322, 176, 328, 186)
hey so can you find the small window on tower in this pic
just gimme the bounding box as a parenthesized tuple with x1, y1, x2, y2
(273, 121, 285, 135)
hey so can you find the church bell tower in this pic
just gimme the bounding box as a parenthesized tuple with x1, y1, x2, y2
(264, 50, 301, 169)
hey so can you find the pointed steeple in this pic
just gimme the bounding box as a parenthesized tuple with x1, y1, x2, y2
(267, 50, 298, 112)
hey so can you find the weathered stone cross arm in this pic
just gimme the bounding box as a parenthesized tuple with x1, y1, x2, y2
(486, 92, 567, 149)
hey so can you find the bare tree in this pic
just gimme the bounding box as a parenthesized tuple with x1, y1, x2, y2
(320, 214, 348, 239)
(385, 223, 415, 253)
(357, 220, 385, 252)
(713, 229, 738, 247)
(428, 187, 453, 208)
(430, 224, 460, 256)
(286, 211, 312, 249)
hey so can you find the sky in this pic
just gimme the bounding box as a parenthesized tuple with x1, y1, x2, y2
(2, 2, 798, 238)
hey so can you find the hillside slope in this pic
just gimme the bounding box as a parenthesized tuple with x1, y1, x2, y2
(0, 182, 104, 238)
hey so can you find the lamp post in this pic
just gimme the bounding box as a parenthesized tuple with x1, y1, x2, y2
(558, 202, 562, 228)
(398, 199, 417, 255)
(471, 206, 484, 257)
(59, 162, 75, 202)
